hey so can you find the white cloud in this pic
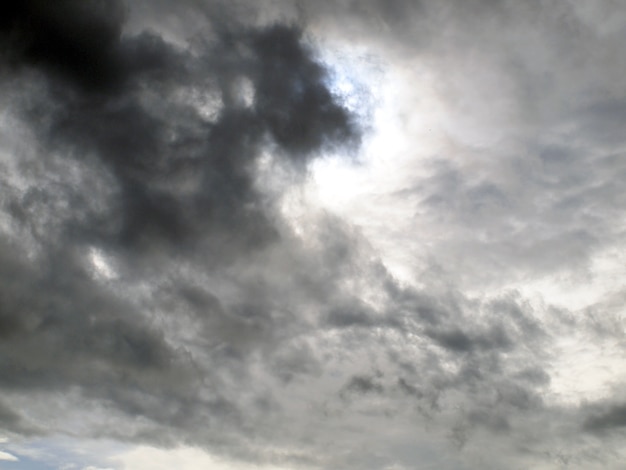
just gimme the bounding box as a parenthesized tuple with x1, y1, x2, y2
(112, 446, 296, 470)
(0, 451, 18, 461)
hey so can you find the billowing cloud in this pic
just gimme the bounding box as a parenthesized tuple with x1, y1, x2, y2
(2, 1, 626, 469)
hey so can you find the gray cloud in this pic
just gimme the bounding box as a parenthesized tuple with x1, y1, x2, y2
(1, 0, 359, 259)
(584, 402, 626, 433)
(1, 0, 626, 469)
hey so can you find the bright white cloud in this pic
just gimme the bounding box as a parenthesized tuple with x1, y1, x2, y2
(0, 451, 18, 461)
(112, 446, 297, 470)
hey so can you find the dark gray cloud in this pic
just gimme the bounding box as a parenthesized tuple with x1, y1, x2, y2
(584, 404, 626, 433)
(0, 0, 360, 456)
(1, 0, 359, 258)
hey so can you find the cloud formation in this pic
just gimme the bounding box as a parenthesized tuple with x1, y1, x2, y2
(2, 0, 626, 469)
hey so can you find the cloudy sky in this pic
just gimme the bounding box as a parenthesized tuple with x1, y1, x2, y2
(1, 1, 626, 469)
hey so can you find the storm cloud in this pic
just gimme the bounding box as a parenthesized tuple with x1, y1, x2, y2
(2, 1, 626, 469)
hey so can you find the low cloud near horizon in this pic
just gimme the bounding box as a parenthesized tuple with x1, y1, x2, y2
(1, 1, 626, 469)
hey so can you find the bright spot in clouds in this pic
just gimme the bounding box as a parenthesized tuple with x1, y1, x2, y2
(88, 247, 117, 280)
(113, 446, 296, 470)
(0, 450, 18, 461)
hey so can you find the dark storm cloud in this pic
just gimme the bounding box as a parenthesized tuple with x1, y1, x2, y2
(1, 0, 358, 255)
(0, 9, 364, 448)
(0, 0, 127, 92)
(0, 0, 361, 453)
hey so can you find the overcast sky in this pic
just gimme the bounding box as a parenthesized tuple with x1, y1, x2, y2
(1, 1, 626, 469)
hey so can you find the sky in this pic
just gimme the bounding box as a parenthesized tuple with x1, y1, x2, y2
(1, 0, 626, 469)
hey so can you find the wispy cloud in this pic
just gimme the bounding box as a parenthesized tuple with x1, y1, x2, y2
(0, 451, 18, 462)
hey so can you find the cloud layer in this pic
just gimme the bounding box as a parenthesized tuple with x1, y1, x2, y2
(2, 1, 626, 469)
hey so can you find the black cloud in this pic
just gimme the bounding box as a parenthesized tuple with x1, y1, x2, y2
(2, 0, 359, 255)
